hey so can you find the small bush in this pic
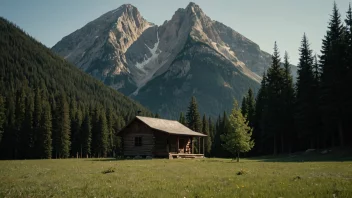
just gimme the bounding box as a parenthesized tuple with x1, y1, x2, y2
(102, 167, 115, 174)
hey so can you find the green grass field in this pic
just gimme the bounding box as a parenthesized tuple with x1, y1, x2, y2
(0, 156, 351, 198)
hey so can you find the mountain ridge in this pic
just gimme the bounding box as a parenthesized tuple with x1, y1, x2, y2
(52, 2, 296, 118)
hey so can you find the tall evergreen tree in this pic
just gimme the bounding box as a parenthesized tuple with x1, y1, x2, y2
(345, 4, 352, 146)
(266, 42, 286, 155)
(201, 114, 211, 156)
(253, 72, 268, 154)
(186, 96, 202, 132)
(21, 92, 34, 158)
(178, 112, 186, 125)
(241, 96, 248, 118)
(53, 94, 71, 158)
(295, 34, 317, 149)
(71, 108, 83, 157)
(282, 52, 296, 152)
(81, 112, 92, 158)
(33, 89, 43, 156)
(39, 102, 52, 159)
(14, 88, 26, 159)
(0, 95, 5, 144)
(320, 3, 347, 147)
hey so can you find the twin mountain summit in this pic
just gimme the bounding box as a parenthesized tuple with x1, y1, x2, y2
(52, 2, 296, 118)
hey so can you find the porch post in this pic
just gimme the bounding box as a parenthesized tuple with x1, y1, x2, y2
(203, 137, 205, 155)
(198, 137, 200, 154)
(191, 137, 194, 154)
(177, 136, 179, 153)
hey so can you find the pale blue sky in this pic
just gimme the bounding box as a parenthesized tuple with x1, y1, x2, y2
(0, 0, 350, 64)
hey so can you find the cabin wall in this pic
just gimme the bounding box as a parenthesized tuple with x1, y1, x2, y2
(121, 120, 154, 157)
(153, 131, 169, 157)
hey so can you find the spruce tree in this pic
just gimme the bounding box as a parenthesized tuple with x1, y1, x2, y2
(253, 72, 268, 154)
(81, 112, 92, 158)
(241, 96, 248, 118)
(179, 112, 186, 125)
(221, 100, 254, 162)
(201, 114, 211, 156)
(0, 96, 5, 144)
(345, 4, 352, 146)
(246, 88, 256, 127)
(53, 94, 71, 158)
(296, 34, 317, 149)
(39, 102, 52, 159)
(14, 88, 25, 159)
(266, 42, 286, 155)
(186, 96, 201, 132)
(282, 52, 296, 152)
(320, 3, 346, 147)
(98, 110, 108, 157)
(71, 108, 82, 157)
(21, 92, 34, 158)
(33, 89, 43, 156)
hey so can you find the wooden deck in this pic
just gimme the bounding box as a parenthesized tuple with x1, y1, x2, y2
(168, 153, 204, 159)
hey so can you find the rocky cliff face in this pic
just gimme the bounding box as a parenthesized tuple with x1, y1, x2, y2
(52, 2, 295, 118)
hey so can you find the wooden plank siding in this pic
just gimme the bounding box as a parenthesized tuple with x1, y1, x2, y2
(121, 119, 154, 157)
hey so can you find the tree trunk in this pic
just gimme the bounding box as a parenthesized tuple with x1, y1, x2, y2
(273, 134, 277, 156)
(281, 133, 284, 154)
(237, 152, 240, 162)
(338, 120, 344, 147)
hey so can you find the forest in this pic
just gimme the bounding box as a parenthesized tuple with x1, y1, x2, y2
(0, 17, 152, 159)
(1, 3, 351, 159)
(181, 3, 352, 157)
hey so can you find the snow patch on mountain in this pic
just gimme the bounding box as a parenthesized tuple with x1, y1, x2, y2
(135, 32, 160, 71)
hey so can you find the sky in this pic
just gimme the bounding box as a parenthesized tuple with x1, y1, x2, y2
(1, 0, 350, 65)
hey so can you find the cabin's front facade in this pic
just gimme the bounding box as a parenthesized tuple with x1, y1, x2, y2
(118, 116, 207, 159)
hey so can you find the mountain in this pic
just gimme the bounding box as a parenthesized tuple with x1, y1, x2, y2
(0, 17, 151, 120)
(52, 2, 295, 118)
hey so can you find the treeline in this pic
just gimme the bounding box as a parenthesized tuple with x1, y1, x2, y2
(181, 3, 352, 157)
(0, 17, 151, 159)
(249, 3, 352, 155)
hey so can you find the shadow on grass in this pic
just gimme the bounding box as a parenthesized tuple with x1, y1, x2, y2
(249, 148, 352, 162)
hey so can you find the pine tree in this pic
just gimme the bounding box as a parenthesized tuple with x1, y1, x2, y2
(266, 42, 286, 155)
(98, 110, 108, 157)
(345, 4, 352, 146)
(186, 96, 202, 132)
(253, 72, 268, 154)
(14, 88, 25, 159)
(179, 112, 186, 125)
(33, 89, 43, 157)
(53, 94, 71, 158)
(201, 114, 211, 156)
(0, 95, 5, 144)
(71, 108, 82, 157)
(241, 96, 248, 118)
(320, 3, 346, 147)
(208, 117, 214, 142)
(221, 100, 254, 162)
(296, 34, 317, 149)
(282, 52, 296, 153)
(21, 92, 34, 158)
(246, 88, 256, 127)
(81, 112, 92, 158)
(39, 102, 52, 159)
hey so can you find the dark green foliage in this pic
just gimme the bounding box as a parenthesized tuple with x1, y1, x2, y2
(266, 42, 286, 155)
(0, 18, 151, 159)
(178, 112, 186, 125)
(81, 112, 92, 157)
(320, 3, 348, 147)
(39, 102, 52, 159)
(186, 97, 201, 132)
(201, 114, 212, 156)
(53, 94, 71, 158)
(0, 96, 5, 144)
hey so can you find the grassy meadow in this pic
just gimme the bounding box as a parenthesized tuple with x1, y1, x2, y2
(0, 155, 351, 198)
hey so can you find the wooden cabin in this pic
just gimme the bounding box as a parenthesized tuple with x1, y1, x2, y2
(117, 116, 207, 159)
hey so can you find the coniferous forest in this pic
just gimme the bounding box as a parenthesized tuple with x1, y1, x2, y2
(0, 17, 152, 159)
(181, 3, 352, 157)
(1, 3, 352, 160)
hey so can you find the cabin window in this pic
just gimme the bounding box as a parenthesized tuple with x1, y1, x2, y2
(135, 137, 142, 146)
